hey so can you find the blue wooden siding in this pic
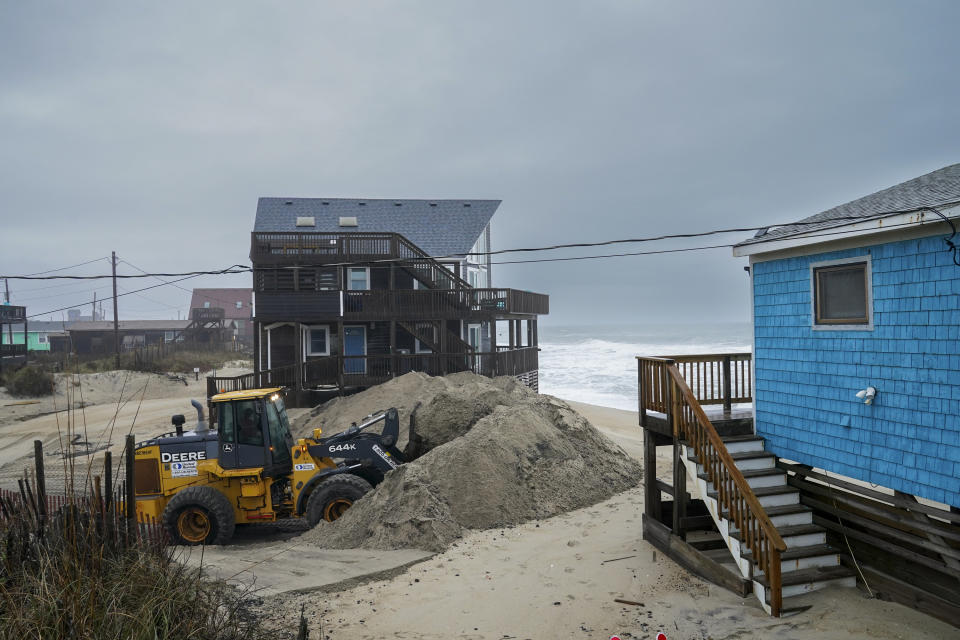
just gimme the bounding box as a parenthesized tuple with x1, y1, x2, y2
(752, 234, 960, 507)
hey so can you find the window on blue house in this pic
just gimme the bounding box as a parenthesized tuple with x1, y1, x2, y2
(813, 261, 869, 325)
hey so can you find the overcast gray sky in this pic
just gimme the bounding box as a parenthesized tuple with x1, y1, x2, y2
(2, 1, 958, 326)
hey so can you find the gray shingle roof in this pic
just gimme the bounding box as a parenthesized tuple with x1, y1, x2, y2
(736, 163, 960, 248)
(254, 198, 500, 258)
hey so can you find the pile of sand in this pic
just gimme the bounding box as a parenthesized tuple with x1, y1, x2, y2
(299, 372, 643, 552)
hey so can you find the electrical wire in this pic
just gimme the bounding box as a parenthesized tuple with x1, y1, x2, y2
(924, 206, 960, 266)
(6, 204, 960, 283)
(5, 205, 959, 280)
(20, 256, 111, 277)
(25, 273, 206, 319)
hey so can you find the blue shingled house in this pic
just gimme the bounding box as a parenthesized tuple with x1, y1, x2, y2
(247, 198, 548, 402)
(734, 164, 960, 509)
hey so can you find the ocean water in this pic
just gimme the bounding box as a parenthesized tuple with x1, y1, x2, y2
(535, 323, 752, 411)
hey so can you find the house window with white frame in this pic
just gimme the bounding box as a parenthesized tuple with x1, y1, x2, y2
(811, 258, 872, 327)
(305, 325, 330, 356)
(347, 268, 369, 291)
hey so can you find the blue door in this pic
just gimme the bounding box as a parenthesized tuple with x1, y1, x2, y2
(343, 326, 366, 374)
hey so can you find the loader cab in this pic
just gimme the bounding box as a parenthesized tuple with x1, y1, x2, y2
(211, 388, 294, 477)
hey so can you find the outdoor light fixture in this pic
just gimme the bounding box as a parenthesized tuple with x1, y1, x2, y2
(855, 386, 877, 405)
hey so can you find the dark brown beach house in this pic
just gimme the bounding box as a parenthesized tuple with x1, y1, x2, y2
(244, 198, 548, 405)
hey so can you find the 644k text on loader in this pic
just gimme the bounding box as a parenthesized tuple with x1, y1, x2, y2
(132, 388, 404, 544)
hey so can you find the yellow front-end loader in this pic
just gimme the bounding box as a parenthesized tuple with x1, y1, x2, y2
(133, 388, 403, 544)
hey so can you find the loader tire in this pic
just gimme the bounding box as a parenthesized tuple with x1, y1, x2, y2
(162, 486, 235, 545)
(305, 474, 373, 526)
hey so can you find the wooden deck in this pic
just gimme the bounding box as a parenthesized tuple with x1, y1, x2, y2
(641, 405, 753, 439)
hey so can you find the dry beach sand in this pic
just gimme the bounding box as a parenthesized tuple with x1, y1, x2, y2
(263, 378, 957, 640)
(0, 371, 956, 639)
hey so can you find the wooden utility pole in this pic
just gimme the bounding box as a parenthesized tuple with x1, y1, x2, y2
(111, 251, 119, 368)
(4, 278, 11, 347)
(92, 292, 97, 322)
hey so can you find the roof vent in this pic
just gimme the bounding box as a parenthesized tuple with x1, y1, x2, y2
(284, 200, 293, 205)
(296, 216, 316, 227)
(429, 202, 437, 207)
(463, 203, 471, 207)
(358, 202, 366, 206)
(394, 202, 402, 206)
(339, 216, 358, 227)
(321, 201, 330, 205)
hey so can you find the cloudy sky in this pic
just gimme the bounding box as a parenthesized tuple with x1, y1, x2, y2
(2, 1, 958, 326)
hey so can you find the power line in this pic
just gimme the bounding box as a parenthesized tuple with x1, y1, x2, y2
(6, 204, 959, 281)
(2, 265, 250, 281)
(21, 256, 111, 277)
(26, 273, 206, 319)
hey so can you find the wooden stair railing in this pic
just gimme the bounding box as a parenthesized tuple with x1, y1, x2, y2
(643, 356, 787, 616)
(397, 321, 474, 355)
(394, 235, 472, 290)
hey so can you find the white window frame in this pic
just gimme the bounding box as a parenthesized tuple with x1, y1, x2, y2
(303, 324, 330, 357)
(810, 255, 873, 331)
(466, 323, 481, 349)
(346, 267, 370, 291)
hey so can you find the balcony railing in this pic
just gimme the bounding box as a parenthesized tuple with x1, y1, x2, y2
(0, 344, 27, 358)
(250, 231, 471, 290)
(207, 347, 540, 396)
(0, 305, 26, 323)
(254, 288, 549, 322)
(638, 352, 751, 412)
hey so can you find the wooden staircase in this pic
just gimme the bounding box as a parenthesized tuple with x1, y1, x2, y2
(682, 434, 856, 614)
(638, 355, 856, 616)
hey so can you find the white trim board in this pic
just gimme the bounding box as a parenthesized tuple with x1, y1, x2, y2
(734, 205, 960, 261)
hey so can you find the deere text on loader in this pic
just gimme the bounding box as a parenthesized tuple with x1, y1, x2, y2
(133, 388, 404, 545)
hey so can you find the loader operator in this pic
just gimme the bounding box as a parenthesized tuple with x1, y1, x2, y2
(239, 407, 259, 443)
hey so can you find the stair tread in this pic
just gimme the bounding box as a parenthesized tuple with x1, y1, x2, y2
(755, 564, 855, 589)
(743, 542, 840, 562)
(698, 468, 785, 480)
(690, 450, 776, 463)
(708, 484, 796, 498)
(762, 504, 813, 517)
(720, 435, 764, 443)
(730, 523, 823, 542)
(717, 503, 812, 521)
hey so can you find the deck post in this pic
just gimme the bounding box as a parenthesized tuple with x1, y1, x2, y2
(666, 375, 688, 538)
(722, 355, 733, 412)
(337, 321, 344, 393)
(390, 321, 397, 378)
(33, 440, 46, 527)
(638, 359, 647, 428)
(440, 325, 447, 375)
(644, 431, 661, 520)
(295, 322, 304, 393)
(672, 439, 688, 538)
(253, 321, 260, 375)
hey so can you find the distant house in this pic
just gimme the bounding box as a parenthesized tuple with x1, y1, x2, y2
(189, 288, 254, 345)
(733, 163, 960, 509)
(0, 304, 27, 372)
(0, 320, 67, 352)
(67, 320, 191, 355)
(247, 197, 548, 401)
